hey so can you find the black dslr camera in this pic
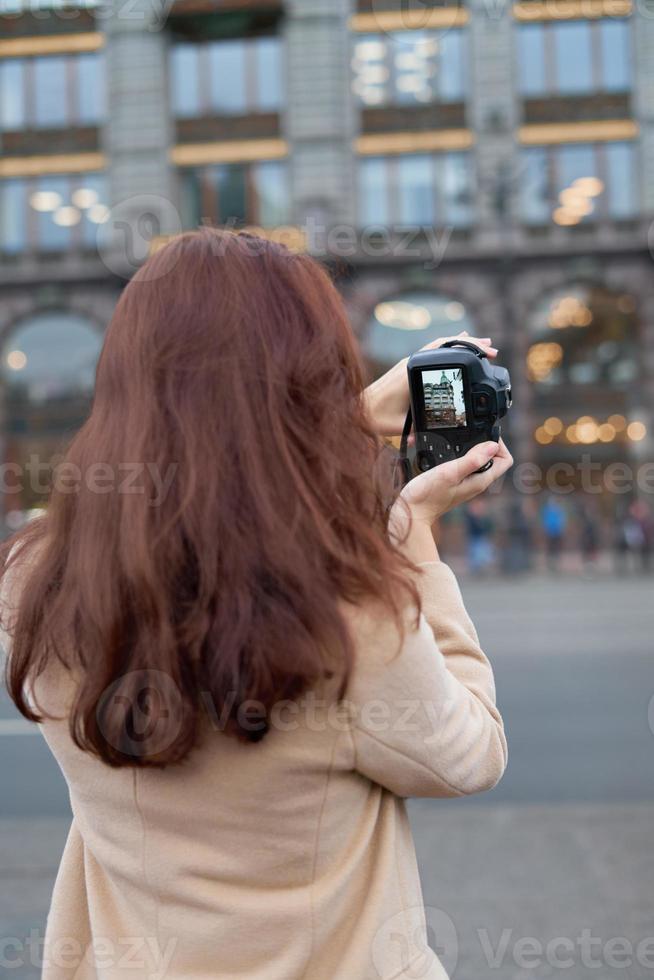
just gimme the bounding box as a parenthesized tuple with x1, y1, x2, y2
(400, 340, 512, 479)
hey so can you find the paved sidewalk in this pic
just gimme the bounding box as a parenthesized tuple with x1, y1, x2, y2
(2, 802, 654, 979)
(411, 800, 654, 980)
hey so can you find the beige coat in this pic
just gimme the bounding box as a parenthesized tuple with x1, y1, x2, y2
(8, 561, 506, 980)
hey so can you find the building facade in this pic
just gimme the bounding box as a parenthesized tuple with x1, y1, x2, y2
(0, 0, 653, 521)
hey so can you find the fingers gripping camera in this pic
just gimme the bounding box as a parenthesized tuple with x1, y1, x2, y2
(401, 340, 512, 478)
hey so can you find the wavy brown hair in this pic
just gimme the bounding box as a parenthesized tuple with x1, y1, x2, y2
(2, 228, 417, 767)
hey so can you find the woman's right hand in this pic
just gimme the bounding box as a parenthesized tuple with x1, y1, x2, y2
(389, 440, 513, 560)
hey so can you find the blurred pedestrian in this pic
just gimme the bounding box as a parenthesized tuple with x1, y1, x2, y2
(575, 499, 600, 573)
(541, 496, 567, 572)
(628, 500, 653, 573)
(464, 498, 496, 575)
(501, 498, 532, 575)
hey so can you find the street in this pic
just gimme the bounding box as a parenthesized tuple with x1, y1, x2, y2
(1, 573, 653, 978)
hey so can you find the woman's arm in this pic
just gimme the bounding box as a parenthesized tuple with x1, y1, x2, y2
(346, 558, 507, 799)
(346, 439, 513, 799)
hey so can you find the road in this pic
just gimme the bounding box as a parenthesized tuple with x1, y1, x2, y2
(1, 572, 653, 978)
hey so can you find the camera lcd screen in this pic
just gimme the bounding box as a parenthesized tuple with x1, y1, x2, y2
(421, 367, 467, 430)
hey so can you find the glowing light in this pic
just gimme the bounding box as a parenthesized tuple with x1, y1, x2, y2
(543, 416, 563, 435)
(548, 295, 592, 329)
(71, 187, 99, 209)
(358, 87, 385, 105)
(527, 342, 563, 381)
(553, 208, 580, 227)
(559, 190, 594, 216)
(608, 414, 627, 431)
(397, 74, 424, 93)
(29, 191, 62, 213)
(53, 206, 81, 227)
(566, 425, 579, 443)
(396, 53, 423, 71)
(358, 64, 389, 84)
(445, 301, 466, 322)
(375, 301, 431, 330)
(354, 40, 386, 61)
(6, 349, 26, 371)
(577, 419, 599, 444)
(572, 177, 604, 198)
(87, 203, 110, 224)
(598, 423, 616, 443)
(627, 421, 647, 442)
(572, 307, 593, 327)
(535, 426, 553, 445)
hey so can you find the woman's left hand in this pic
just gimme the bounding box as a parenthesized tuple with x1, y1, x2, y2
(363, 331, 499, 437)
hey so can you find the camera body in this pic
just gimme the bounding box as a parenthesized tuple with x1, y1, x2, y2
(406, 341, 512, 474)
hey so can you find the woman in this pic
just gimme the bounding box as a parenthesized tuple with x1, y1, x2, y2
(2, 229, 512, 980)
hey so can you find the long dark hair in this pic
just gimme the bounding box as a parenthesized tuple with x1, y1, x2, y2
(2, 229, 417, 766)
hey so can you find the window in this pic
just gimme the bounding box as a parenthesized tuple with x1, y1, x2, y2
(34, 56, 68, 128)
(251, 162, 290, 227)
(0, 52, 106, 130)
(517, 25, 546, 96)
(358, 158, 390, 226)
(37, 175, 71, 250)
(553, 23, 593, 94)
(526, 286, 639, 408)
(170, 36, 284, 118)
(0, 180, 27, 253)
(77, 53, 106, 124)
(2, 312, 103, 516)
(179, 162, 290, 228)
(397, 155, 435, 225)
(170, 45, 201, 117)
(520, 148, 551, 224)
(605, 142, 637, 217)
(0, 173, 109, 253)
(519, 142, 638, 224)
(352, 29, 468, 107)
(516, 19, 632, 96)
(600, 21, 631, 92)
(357, 153, 474, 228)
(256, 37, 283, 112)
(439, 32, 466, 102)
(0, 60, 26, 130)
(209, 41, 247, 114)
(558, 144, 596, 190)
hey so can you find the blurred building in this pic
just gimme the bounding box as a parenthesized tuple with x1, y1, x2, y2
(0, 0, 653, 518)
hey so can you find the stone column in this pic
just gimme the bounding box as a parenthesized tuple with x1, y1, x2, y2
(283, 0, 356, 246)
(632, 5, 654, 216)
(467, 0, 521, 242)
(101, 1, 178, 277)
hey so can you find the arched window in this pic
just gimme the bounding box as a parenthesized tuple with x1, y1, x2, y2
(363, 291, 476, 375)
(526, 285, 645, 452)
(1, 311, 103, 527)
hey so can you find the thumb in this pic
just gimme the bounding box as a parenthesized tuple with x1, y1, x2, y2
(455, 442, 499, 480)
